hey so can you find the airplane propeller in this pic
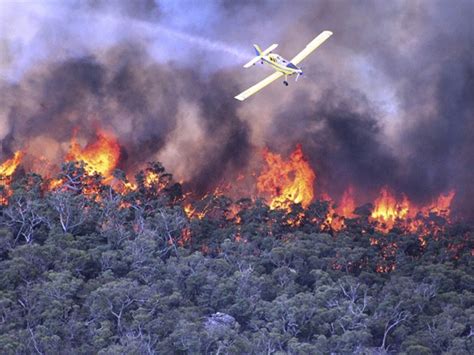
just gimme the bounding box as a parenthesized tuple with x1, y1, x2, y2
(234, 30, 333, 101)
(295, 66, 304, 82)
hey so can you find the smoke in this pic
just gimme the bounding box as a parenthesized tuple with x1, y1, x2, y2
(0, 44, 251, 188)
(0, 0, 473, 217)
(151, 24, 248, 60)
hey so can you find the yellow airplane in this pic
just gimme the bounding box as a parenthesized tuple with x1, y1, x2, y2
(234, 30, 333, 101)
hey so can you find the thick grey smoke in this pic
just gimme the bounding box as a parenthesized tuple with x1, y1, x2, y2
(0, 0, 473, 217)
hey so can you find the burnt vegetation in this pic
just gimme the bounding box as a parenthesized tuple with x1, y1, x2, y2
(0, 162, 472, 354)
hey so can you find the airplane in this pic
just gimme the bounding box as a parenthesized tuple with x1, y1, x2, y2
(234, 30, 333, 101)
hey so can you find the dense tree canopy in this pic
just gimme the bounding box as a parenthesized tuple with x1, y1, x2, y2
(0, 163, 472, 354)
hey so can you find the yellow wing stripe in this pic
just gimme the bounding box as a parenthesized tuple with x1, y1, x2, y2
(234, 71, 283, 101)
(290, 30, 333, 65)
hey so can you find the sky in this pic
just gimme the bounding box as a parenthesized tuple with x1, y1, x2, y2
(0, 0, 473, 216)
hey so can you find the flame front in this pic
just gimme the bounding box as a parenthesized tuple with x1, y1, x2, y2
(0, 139, 457, 243)
(369, 187, 455, 233)
(66, 130, 120, 178)
(257, 144, 316, 210)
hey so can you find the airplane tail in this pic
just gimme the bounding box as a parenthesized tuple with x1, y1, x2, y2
(253, 44, 263, 56)
(243, 43, 278, 68)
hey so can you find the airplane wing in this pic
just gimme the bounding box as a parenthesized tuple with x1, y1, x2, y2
(234, 71, 283, 101)
(290, 30, 333, 65)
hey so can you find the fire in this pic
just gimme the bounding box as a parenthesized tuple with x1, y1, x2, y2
(257, 144, 316, 210)
(370, 187, 410, 231)
(422, 190, 455, 216)
(376, 264, 396, 273)
(66, 130, 120, 178)
(0, 151, 24, 205)
(319, 187, 356, 231)
(145, 171, 159, 187)
(0, 151, 24, 177)
(326, 187, 357, 231)
(338, 187, 356, 217)
(0, 138, 458, 250)
(184, 203, 196, 218)
(179, 227, 192, 247)
(48, 178, 64, 190)
(368, 187, 455, 233)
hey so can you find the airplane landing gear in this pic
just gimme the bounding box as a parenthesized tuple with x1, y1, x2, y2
(283, 80, 289, 86)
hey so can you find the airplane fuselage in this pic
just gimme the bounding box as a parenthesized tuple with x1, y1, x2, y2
(261, 53, 302, 76)
(235, 30, 332, 100)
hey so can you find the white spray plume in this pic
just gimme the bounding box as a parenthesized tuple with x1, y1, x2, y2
(0, 2, 250, 81)
(151, 24, 249, 60)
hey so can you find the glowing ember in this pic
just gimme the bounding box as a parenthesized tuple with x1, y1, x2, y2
(184, 203, 196, 218)
(376, 264, 396, 273)
(48, 178, 64, 190)
(179, 228, 192, 247)
(0, 151, 24, 177)
(145, 171, 159, 187)
(183, 201, 209, 220)
(66, 130, 120, 178)
(257, 144, 315, 210)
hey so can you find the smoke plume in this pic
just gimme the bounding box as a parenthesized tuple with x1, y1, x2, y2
(0, 0, 473, 217)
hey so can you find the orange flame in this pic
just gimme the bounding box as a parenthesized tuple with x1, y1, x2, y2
(327, 187, 357, 231)
(338, 187, 356, 217)
(369, 187, 455, 233)
(257, 144, 315, 210)
(145, 171, 159, 187)
(0, 151, 25, 205)
(66, 130, 120, 178)
(179, 227, 192, 247)
(0, 151, 24, 177)
(421, 190, 455, 216)
(370, 187, 410, 232)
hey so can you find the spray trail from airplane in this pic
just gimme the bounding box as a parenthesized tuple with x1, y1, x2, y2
(152, 24, 249, 61)
(97, 11, 250, 62)
(0, 3, 248, 81)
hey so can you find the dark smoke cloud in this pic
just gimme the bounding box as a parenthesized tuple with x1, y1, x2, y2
(0, 43, 251, 188)
(231, 0, 474, 216)
(190, 72, 251, 194)
(0, 0, 472, 216)
(268, 88, 400, 201)
(400, 53, 474, 217)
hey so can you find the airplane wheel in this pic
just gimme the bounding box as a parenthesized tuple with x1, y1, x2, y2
(284, 81, 289, 86)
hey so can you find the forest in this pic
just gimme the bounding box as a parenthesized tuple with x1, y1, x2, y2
(0, 161, 472, 354)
